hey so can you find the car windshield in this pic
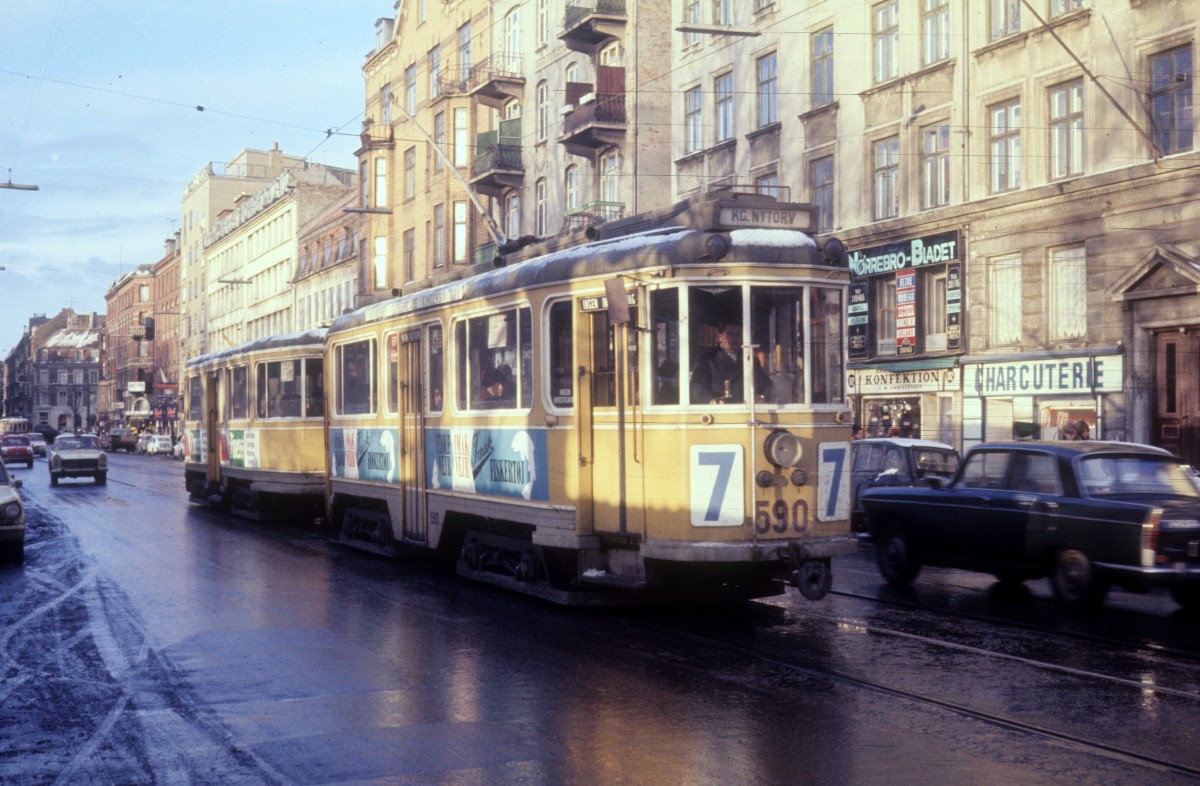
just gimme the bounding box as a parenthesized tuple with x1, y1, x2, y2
(1078, 456, 1200, 499)
(914, 449, 959, 476)
(3, 436, 28, 446)
(56, 436, 100, 451)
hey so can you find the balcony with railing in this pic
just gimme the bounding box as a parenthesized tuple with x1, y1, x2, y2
(560, 80, 626, 159)
(560, 0, 627, 54)
(467, 53, 525, 109)
(469, 120, 524, 197)
(437, 68, 470, 97)
(561, 200, 624, 233)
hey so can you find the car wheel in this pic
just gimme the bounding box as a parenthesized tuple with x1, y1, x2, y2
(49, 473, 58, 487)
(96, 472, 107, 485)
(1169, 585, 1200, 611)
(27, 459, 33, 468)
(1050, 549, 1107, 607)
(876, 530, 921, 586)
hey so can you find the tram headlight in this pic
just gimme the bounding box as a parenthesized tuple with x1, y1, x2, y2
(764, 430, 803, 468)
(704, 234, 730, 259)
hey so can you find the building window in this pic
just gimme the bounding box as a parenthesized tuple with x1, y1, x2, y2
(923, 269, 948, 351)
(434, 204, 446, 267)
(715, 0, 732, 26)
(684, 86, 703, 154)
(565, 166, 580, 212)
(373, 158, 388, 208)
(454, 202, 469, 264)
(404, 147, 416, 199)
(505, 8, 521, 55)
(433, 112, 445, 172)
(990, 0, 1019, 40)
(1150, 46, 1193, 156)
(537, 81, 549, 142)
(538, 0, 550, 46)
(989, 254, 1022, 346)
(989, 98, 1021, 193)
(812, 27, 834, 108)
(754, 0, 775, 10)
(714, 72, 734, 143)
(920, 123, 950, 209)
(458, 22, 472, 75)
(755, 172, 778, 198)
(506, 192, 520, 238)
(373, 236, 387, 289)
(873, 1, 899, 84)
(684, 0, 701, 47)
(1049, 79, 1084, 180)
(454, 108, 469, 168)
(756, 52, 777, 128)
(874, 276, 897, 354)
(873, 137, 899, 220)
(535, 179, 547, 236)
(810, 155, 834, 233)
(405, 64, 417, 115)
(403, 228, 415, 282)
(359, 160, 368, 207)
(1049, 245, 1086, 340)
(600, 150, 622, 204)
(428, 45, 441, 100)
(1050, 0, 1082, 19)
(922, 0, 949, 66)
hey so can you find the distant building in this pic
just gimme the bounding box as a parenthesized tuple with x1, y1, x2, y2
(103, 266, 155, 429)
(30, 310, 104, 433)
(294, 190, 364, 331)
(152, 234, 182, 436)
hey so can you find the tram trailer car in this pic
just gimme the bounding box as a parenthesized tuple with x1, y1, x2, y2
(324, 194, 857, 604)
(183, 330, 329, 522)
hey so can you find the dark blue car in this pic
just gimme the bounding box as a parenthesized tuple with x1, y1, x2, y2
(861, 441, 1200, 609)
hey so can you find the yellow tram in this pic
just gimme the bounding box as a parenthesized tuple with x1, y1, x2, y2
(325, 194, 856, 603)
(182, 330, 328, 521)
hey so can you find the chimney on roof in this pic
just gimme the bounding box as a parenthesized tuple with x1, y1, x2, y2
(165, 236, 177, 255)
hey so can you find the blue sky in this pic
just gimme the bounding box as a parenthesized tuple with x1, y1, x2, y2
(0, 1, 388, 354)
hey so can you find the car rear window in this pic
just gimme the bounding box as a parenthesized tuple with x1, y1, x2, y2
(1078, 456, 1200, 498)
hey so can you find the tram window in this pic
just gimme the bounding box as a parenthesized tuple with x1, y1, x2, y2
(337, 340, 376, 415)
(188, 376, 202, 421)
(591, 310, 639, 408)
(304, 358, 324, 417)
(427, 324, 444, 413)
(547, 300, 574, 408)
(227, 366, 248, 420)
(688, 287, 760, 405)
(386, 332, 401, 414)
(809, 287, 844, 404)
(457, 307, 530, 410)
(748, 287, 803, 405)
(650, 290, 679, 405)
(256, 360, 302, 419)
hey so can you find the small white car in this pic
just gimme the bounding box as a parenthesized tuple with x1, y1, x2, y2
(146, 435, 174, 455)
(49, 433, 108, 486)
(24, 433, 47, 457)
(0, 461, 24, 562)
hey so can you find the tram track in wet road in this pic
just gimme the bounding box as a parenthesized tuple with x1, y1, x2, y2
(625, 577, 1200, 782)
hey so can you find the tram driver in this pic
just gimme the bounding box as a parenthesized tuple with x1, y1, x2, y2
(689, 322, 771, 404)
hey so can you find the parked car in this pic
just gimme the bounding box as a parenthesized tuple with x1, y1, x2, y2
(0, 435, 34, 469)
(146, 435, 173, 455)
(0, 461, 24, 562)
(48, 433, 108, 486)
(861, 441, 1200, 609)
(23, 432, 48, 457)
(850, 437, 960, 533)
(106, 428, 137, 453)
(135, 433, 153, 455)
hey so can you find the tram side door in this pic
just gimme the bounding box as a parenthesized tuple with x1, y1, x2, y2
(1154, 330, 1200, 466)
(398, 333, 427, 543)
(205, 371, 221, 486)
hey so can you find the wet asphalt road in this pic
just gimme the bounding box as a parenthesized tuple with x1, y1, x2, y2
(1, 453, 1198, 785)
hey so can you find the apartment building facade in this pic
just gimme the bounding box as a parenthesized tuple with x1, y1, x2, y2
(670, 0, 1199, 462)
(358, 0, 674, 298)
(103, 265, 156, 429)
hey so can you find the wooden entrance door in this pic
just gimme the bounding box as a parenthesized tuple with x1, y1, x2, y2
(1153, 330, 1200, 465)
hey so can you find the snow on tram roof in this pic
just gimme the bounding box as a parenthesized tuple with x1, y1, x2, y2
(187, 328, 327, 367)
(335, 223, 822, 334)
